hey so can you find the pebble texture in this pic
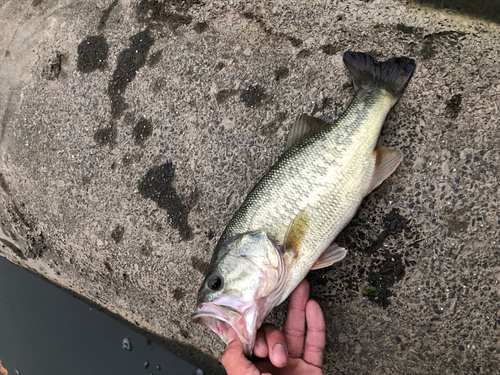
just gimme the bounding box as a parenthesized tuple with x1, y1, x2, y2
(0, 1, 499, 374)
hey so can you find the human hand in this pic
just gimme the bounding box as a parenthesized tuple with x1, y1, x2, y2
(221, 279, 325, 375)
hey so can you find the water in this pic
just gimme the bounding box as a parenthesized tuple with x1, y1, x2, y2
(0, 256, 201, 375)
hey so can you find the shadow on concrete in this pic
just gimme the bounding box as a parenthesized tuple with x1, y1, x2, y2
(413, 0, 500, 24)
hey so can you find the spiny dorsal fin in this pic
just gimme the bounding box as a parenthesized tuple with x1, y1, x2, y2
(310, 244, 347, 270)
(285, 114, 331, 151)
(366, 147, 403, 196)
(283, 210, 309, 258)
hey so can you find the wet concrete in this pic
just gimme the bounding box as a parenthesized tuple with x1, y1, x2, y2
(0, 1, 499, 374)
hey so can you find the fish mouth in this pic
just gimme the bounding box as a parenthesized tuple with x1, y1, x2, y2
(192, 302, 257, 357)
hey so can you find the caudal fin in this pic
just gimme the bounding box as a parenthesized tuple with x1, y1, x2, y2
(343, 51, 416, 99)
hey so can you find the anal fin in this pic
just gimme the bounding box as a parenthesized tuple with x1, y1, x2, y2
(366, 147, 403, 196)
(310, 244, 347, 270)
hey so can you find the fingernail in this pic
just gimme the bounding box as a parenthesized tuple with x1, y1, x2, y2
(273, 343, 287, 365)
(255, 337, 267, 354)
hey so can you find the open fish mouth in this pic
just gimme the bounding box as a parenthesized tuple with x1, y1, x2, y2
(192, 302, 256, 356)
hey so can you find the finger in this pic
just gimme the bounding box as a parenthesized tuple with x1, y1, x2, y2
(261, 323, 288, 367)
(221, 329, 260, 375)
(254, 329, 269, 358)
(303, 299, 326, 368)
(255, 360, 278, 375)
(283, 279, 309, 357)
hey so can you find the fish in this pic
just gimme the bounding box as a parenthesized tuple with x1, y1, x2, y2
(192, 51, 416, 356)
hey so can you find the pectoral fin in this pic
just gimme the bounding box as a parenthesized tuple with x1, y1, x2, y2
(366, 147, 403, 195)
(283, 210, 309, 258)
(310, 244, 347, 270)
(285, 114, 331, 151)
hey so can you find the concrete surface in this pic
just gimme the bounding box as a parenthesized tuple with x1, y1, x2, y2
(0, 0, 499, 374)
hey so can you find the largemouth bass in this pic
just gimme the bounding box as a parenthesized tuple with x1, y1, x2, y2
(193, 51, 416, 356)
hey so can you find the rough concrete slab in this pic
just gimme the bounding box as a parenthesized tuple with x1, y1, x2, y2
(0, 0, 499, 374)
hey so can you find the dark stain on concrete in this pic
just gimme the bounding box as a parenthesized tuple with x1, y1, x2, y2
(311, 97, 333, 116)
(133, 118, 153, 145)
(4, 50, 10, 57)
(0, 173, 11, 194)
(82, 175, 91, 186)
(191, 255, 209, 274)
(361, 209, 411, 255)
(448, 219, 468, 233)
(93, 126, 116, 146)
(136, 0, 196, 30)
(147, 49, 163, 67)
(241, 11, 263, 27)
(240, 85, 268, 108)
(172, 287, 186, 301)
(420, 31, 466, 60)
(206, 229, 215, 240)
(194, 21, 208, 34)
(261, 112, 287, 136)
(152, 76, 167, 93)
(140, 242, 152, 256)
(111, 225, 125, 244)
(297, 49, 311, 58)
(31, 0, 43, 6)
(445, 94, 462, 119)
(241, 11, 302, 46)
(214, 62, 226, 72)
(321, 43, 342, 55)
(77, 35, 108, 73)
(242, 11, 256, 20)
(122, 152, 143, 166)
(98, 0, 119, 31)
(216, 89, 235, 104)
(27, 231, 48, 259)
(107, 29, 154, 119)
(352, 209, 413, 307)
(8, 204, 28, 228)
(287, 36, 303, 47)
(396, 23, 420, 35)
(274, 67, 289, 81)
(41, 51, 63, 80)
(8, 203, 50, 259)
(138, 162, 193, 241)
(366, 250, 406, 308)
(307, 208, 413, 308)
(104, 261, 113, 273)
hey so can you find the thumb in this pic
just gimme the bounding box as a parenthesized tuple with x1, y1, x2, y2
(221, 329, 260, 375)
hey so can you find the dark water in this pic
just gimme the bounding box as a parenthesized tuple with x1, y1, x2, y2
(0, 256, 201, 375)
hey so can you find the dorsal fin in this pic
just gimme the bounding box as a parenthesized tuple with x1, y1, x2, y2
(285, 114, 331, 151)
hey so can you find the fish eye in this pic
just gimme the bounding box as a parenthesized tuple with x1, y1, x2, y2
(207, 275, 223, 291)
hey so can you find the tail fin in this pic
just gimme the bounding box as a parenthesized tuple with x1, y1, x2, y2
(343, 51, 416, 99)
